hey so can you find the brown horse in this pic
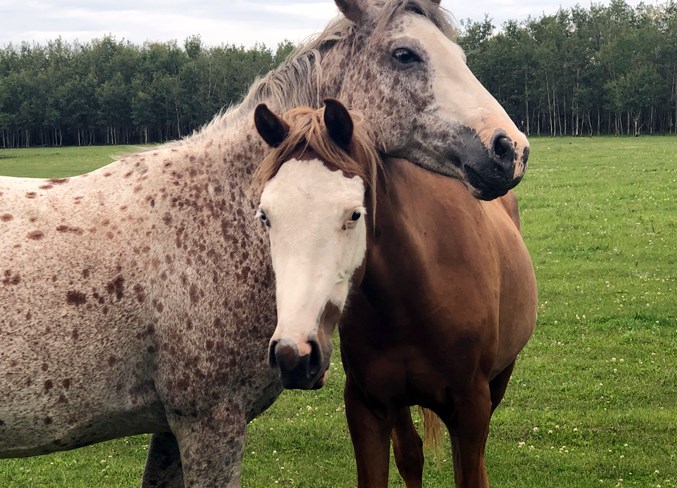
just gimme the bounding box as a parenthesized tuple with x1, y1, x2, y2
(253, 100, 537, 487)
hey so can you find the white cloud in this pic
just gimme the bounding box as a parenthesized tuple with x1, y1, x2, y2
(0, 0, 655, 48)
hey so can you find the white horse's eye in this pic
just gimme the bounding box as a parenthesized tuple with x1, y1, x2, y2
(392, 47, 422, 65)
(350, 211, 362, 222)
(256, 209, 271, 228)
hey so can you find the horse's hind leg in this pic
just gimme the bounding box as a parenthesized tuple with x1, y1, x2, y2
(391, 407, 424, 488)
(490, 360, 516, 413)
(142, 432, 184, 488)
(345, 379, 393, 488)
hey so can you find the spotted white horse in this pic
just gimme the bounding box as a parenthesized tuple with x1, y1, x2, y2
(0, 0, 529, 486)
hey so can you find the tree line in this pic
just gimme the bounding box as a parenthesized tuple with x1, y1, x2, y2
(0, 36, 294, 148)
(0, 0, 675, 148)
(459, 0, 677, 136)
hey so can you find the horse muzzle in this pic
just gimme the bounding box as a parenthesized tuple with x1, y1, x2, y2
(465, 130, 529, 200)
(268, 337, 331, 390)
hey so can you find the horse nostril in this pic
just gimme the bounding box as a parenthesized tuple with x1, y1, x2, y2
(522, 145, 530, 168)
(492, 135, 515, 162)
(270, 339, 301, 372)
(268, 340, 278, 369)
(307, 339, 323, 377)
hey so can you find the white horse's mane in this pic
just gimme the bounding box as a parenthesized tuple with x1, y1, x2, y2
(185, 0, 456, 144)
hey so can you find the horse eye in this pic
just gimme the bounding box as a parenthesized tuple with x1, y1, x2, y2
(392, 48, 421, 65)
(257, 209, 271, 228)
(350, 211, 362, 222)
(405, 3, 425, 16)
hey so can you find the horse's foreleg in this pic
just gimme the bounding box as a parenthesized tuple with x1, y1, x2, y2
(142, 432, 184, 488)
(443, 383, 492, 488)
(391, 407, 424, 488)
(344, 380, 392, 488)
(167, 403, 246, 488)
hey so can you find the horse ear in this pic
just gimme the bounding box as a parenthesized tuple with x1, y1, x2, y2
(254, 104, 289, 148)
(335, 0, 370, 24)
(323, 98, 353, 150)
(430, 0, 441, 4)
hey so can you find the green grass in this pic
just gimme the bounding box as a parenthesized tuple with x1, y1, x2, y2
(1, 138, 675, 487)
(0, 146, 146, 178)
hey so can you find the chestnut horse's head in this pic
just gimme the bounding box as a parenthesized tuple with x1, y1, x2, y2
(253, 100, 378, 389)
(320, 0, 529, 199)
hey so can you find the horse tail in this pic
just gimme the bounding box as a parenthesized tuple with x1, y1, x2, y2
(418, 406, 444, 452)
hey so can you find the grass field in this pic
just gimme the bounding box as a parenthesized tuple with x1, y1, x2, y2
(0, 137, 675, 487)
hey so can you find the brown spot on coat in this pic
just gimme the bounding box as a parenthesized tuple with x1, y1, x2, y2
(27, 230, 44, 240)
(133, 284, 146, 303)
(48, 178, 69, 185)
(66, 291, 87, 306)
(25, 192, 37, 199)
(44, 380, 54, 392)
(2, 270, 20, 285)
(189, 284, 199, 304)
(56, 225, 84, 235)
(63, 379, 71, 389)
(106, 276, 124, 300)
(1, 213, 12, 222)
(39, 184, 54, 190)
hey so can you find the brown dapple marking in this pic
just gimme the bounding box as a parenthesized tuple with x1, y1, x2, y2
(254, 100, 537, 487)
(1, 1, 529, 485)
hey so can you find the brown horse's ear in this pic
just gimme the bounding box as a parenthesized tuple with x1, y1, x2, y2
(254, 103, 289, 148)
(335, 0, 370, 24)
(323, 98, 353, 150)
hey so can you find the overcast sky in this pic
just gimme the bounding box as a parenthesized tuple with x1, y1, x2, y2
(0, 0, 652, 49)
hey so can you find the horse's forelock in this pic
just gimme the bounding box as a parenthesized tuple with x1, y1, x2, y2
(252, 107, 383, 223)
(375, 0, 457, 39)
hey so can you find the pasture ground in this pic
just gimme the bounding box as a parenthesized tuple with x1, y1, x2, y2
(0, 137, 675, 487)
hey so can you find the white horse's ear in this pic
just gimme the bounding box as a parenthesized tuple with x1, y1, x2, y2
(254, 104, 289, 148)
(335, 0, 371, 24)
(323, 98, 353, 150)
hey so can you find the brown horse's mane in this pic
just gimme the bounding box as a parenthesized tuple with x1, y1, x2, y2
(252, 106, 385, 217)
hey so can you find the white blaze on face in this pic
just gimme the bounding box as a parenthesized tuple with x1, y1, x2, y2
(260, 159, 367, 348)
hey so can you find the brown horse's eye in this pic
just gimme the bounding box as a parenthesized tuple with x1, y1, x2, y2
(350, 211, 362, 222)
